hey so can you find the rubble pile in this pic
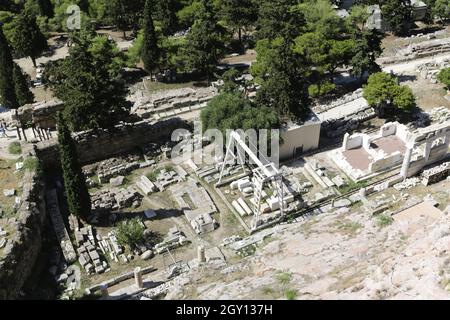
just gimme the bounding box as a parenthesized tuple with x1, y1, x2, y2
(394, 177, 421, 191)
(91, 187, 143, 213)
(416, 58, 450, 84)
(96, 155, 141, 184)
(153, 166, 187, 191)
(75, 226, 110, 275)
(429, 107, 450, 123)
(154, 227, 188, 254)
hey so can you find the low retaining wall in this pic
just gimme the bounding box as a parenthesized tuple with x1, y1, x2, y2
(36, 118, 192, 169)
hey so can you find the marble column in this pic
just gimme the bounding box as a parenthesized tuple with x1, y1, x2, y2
(134, 267, 143, 288)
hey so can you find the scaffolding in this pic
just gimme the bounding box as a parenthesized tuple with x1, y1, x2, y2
(217, 131, 285, 224)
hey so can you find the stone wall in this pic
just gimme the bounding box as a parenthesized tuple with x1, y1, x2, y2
(15, 100, 64, 129)
(0, 149, 46, 299)
(379, 37, 450, 66)
(36, 117, 191, 169)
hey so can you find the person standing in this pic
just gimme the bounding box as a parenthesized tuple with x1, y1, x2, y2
(0, 126, 7, 138)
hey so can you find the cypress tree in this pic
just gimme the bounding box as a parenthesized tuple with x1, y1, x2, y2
(57, 113, 92, 221)
(12, 12, 48, 68)
(0, 24, 19, 109)
(12, 63, 34, 106)
(141, 0, 161, 76)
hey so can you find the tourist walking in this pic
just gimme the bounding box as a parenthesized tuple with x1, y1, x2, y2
(0, 126, 8, 138)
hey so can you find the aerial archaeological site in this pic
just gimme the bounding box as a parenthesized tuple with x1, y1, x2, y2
(1, 0, 450, 302)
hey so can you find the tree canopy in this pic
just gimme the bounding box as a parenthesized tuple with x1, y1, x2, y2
(141, 0, 161, 75)
(183, 0, 228, 83)
(0, 24, 19, 109)
(12, 63, 34, 106)
(45, 32, 131, 131)
(438, 67, 450, 90)
(11, 11, 48, 67)
(363, 72, 416, 113)
(201, 91, 280, 135)
(57, 113, 92, 221)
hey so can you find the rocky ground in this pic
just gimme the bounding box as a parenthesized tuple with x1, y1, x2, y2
(160, 203, 450, 300)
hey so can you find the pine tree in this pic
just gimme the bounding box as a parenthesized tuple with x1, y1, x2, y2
(45, 32, 131, 131)
(141, 0, 161, 75)
(0, 24, 19, 109)
(57, 113, 92, 221)
(12, 63, 34, 106)
(12, 12, 48, 67)
(219, 0, 257, 48)
(184, 0, 228, 84)
(381, 0, 414, 36)
(256, 0, 305, 40)
(252, 0, 310, 120)
(350, 29, 383, 79)
(107, 0, 145, 38)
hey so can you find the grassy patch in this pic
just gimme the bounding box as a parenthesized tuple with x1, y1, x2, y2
(8, 142, 22, 155)
(146, 168, 162, 182)
(164, 164, 175, 172)
(23, 157, 39, 172)
(261, 286, 275, 296)
(338, 180, 369, 195)
(336, 220, 363, 236)
(276, 271, 293, 285)
(284, 289, 298, 300)
(225, 211, 238, 225)
(376, 213, 394, 228)
(144, 79, 197, 93)
(238, 244, 256, 257)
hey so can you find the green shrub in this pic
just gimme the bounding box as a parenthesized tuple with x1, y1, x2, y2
(438, 68, 450, 90)
(146, 168, 161, 182)
(284, 289, 298, 300)
(276, 271, 293, 285)
(8, 142, 22, 155)
(308, 82, 336, 98)
(116, 218, 145, 249)
(376, 213, 394, 228)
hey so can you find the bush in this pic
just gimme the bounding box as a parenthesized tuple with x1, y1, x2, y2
(146, 168, 162, 182)
(276, 271, 293, 285)
(8, 142, 22, 155)
(284, 289, 298, 300)
(308, 82, 336, 98)
(376, 214, 394, 228)
(438, 68, 450, 91)
(116, 218, 145, 249)
(363, 72, 416, 112)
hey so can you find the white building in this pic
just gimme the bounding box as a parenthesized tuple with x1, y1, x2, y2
(279, 112, 322, 161)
